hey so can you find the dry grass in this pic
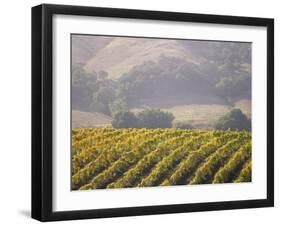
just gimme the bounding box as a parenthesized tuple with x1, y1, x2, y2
(84, 37, 199, 79)
(72, 110, 112, 128)
(234, 99, 251, 118)
(132, 104, 230, 128)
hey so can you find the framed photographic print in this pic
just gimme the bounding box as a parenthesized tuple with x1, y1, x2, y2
(31, 4, 274, 221)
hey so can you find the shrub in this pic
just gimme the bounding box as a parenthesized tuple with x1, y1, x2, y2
(137, 109, 174, 128)
(112, 111, 139, 128)
(214, 108, 251, 131)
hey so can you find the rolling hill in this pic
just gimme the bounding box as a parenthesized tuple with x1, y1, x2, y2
(83, 37, 201, 79)
(72, 35, 252, 128)
(72, 35, 113, 65)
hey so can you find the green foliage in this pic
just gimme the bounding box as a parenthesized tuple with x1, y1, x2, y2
(137, 109, 175, 129)
(214, 108, 251, 131)
(72, 64, 121, 115)
(213, 142, 251, 183)
(94, 87, 115, 105)
(71, 129, 124, 175)
(116, 42, 251, 105)
(139, 133, 211, 187)
(190, 132, 250, 184)
(111, 111, 139, 128)
(111, 109, 175, 129)
(215, 75, 251, 102)
(235, 160, 252, 182)
(118, 56, 214, 104)
(162, 131, 239, 185)
(72, 129, 143, 189)
(97, 70, 108, 80)
(109, 98, 128, 116)
(86, 137, 163, 189)
(108, 130, 199, 188)
(72, 64, 98, 111)
(92, 86, 116, 115)
(72, 128, 252, 190)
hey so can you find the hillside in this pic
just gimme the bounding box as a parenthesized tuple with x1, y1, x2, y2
(72, 35, 252, 129)
(72, 111, 112, 128)
(72, 35, 113, 65)
(84, 37, 200, 79)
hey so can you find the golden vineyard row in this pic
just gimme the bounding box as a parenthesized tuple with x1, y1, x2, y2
(71, 128, 251, 190)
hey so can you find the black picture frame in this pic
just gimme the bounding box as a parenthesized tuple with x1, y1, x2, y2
(32, 3, 274, 222)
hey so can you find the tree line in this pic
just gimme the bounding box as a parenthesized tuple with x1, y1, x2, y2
(111, 108, 251, 131)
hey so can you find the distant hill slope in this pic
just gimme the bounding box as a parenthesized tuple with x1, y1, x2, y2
(72, 35, 113, 65)
(72, 111, 112, 128)
(234, 99, 251, 118)
(72, 36, 251, 129)
(84, 37, 201, 79)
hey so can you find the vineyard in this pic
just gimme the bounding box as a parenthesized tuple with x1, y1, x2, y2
(71, 128, 251, 190)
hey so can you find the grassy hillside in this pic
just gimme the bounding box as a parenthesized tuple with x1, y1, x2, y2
(72, 36, 252, 129)
(72, 110, 112, 128)
(72, 35, 113, 64)
(84, 37, 199, 79)
(72, 128, 251, 190)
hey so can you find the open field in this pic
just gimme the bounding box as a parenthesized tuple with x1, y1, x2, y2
(131, 98, 251, 128)
(72, 110, 112, 128)
(71, 128, 251, 190)
(73, 98, 251, 129)
(132, 104, 230, 128)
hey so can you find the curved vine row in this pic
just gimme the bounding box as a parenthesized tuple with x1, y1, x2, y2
(235, 159, 252, 182)
(161, 131, 240, 186)
(71, 128, 251, 190)
(189, 132, 250, 185)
